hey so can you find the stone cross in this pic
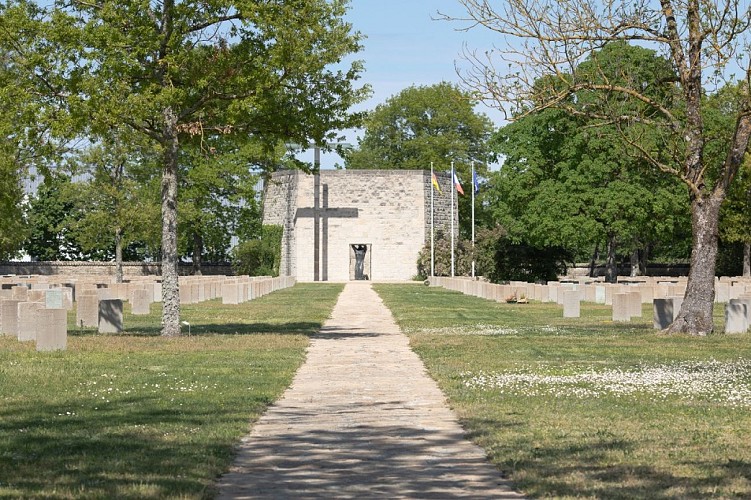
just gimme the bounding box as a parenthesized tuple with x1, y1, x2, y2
(296, 183, 358, 281)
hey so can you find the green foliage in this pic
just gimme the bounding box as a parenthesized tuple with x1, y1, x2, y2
(416, 231, 472, 279)
(0, 153, 25, 260)
(416, 226, 569, 282)
(346, 82, 493, 170)
(346, 82, 494, 236)
(66, 132, 162, 261)
(474, 226, 571, 283)
(488, 44, 691, 270)
(3, 0, 367, 334)
(716, 241, 745, 277)
(231, 225, 283, 277)
(24, 172, 84, 261)
(720, 156, 751, 248)
(178, 139, 273, 265)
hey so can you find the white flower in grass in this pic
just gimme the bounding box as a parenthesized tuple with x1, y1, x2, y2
(462, 359, 751, 406)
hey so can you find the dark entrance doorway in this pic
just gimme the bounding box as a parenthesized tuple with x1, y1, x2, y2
(350, 244, 371, 280)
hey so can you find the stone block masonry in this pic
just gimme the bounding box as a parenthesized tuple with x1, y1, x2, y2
(263, 170, 457, 282)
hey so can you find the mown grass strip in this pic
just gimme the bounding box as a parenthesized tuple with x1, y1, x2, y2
(375, 284, 751, 499)
(0, 283, 343, 499)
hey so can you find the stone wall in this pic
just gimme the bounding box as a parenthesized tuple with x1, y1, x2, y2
(262, 171, 299, 277)
(424, 170, 455, 242)
(0, 261, 233, 277)
(263, 169, 458, 282)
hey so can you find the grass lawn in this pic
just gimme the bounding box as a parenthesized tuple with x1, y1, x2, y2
(375, 284, 751, 499)
(0, 283, 343, 499)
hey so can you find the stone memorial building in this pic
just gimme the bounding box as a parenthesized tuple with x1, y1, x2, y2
(262, 169, 456, 282)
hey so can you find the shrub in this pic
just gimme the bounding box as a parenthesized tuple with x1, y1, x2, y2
(231, 225, 283, 276)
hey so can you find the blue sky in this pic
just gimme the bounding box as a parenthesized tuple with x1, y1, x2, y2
(299, 0, 505, 167)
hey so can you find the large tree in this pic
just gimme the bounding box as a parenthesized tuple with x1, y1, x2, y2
(178, 138, 270, 274)
(490, 44, 691, 282)
(491, 107, 690, 282)
(67, 132, 161, 282)
(5, 0, 367, 336)
(448, 0, 751, 335)
(345, 81, 494, 236)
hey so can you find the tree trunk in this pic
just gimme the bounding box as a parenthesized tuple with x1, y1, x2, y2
(605, 236, 618, 283)
(588, 242, 599, 278)
(192, 231, 203, 276)
(666, 194, 723, 336)
(114, 227, 123, 284)
(744, 241, 750, 278)
(161, 107, 181, 337)
(639, 244, 650, 276)
(629, 247, 648, 277)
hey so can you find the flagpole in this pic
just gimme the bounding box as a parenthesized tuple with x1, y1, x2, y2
(430, 162, 435, 278)
(450, 161, 455, 278)
(471, 161, 475, 279)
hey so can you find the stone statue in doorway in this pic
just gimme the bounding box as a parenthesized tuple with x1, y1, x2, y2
(352, 244, 367, 280)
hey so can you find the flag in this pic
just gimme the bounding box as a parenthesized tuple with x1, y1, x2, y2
(453, 172, 464, 195)
(473, 169, 480, 194)
(431, 172, 442, 194)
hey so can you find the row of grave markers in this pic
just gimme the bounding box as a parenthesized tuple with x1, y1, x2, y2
(0, 274, 296, 351)
(430, 276, 751, 334)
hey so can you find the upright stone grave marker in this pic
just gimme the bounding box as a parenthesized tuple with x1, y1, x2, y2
(98, 299, 123, 333)
(76, 293, 99, 328)
(612, 293, 631, 322)
(37, 309, 67, 351)
(653, 298, 674, 329)
(725, 300, 748, 334)
(562, 290, 581, 318)
(46, 289, 64, 310)
(628, 291, 643, 318)
(222, 281, 239, 305)
(18, 302, 42, 341)
(595, 285, 606, 304)
(0, 300, 20, 337)
(131, 289, 152, 315)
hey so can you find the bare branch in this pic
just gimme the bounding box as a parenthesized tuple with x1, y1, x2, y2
(185, 14, 243, 34)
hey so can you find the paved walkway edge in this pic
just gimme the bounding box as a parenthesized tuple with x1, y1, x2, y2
(216, 282, 524, 499)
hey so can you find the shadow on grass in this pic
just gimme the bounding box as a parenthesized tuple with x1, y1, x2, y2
(67, 321, 327, 338)
(463, 415, 751, 499)
(67, 324, 388, 340)
(0, 396, 258, 498)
